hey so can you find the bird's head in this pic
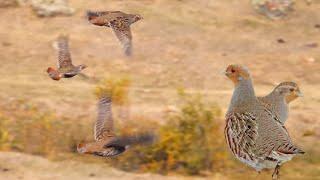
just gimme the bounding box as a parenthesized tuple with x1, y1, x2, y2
(78, 64, 88, 70)
(274, 82, 303, 103)
(47, 67, 62, 81)
(132, 14, 143, 23)
(225, 64, 250, 85)
(77, 143, 89, 154)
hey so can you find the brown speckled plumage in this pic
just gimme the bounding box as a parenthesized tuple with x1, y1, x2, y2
(47, 35, 87, 81)
(224, 65, 304, 179)
(77, 96, 155, 158)
(87, 11, 143, 56)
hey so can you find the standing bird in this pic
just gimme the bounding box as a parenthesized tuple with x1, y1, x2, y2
(258, 82, 303, 124)
(224, 64, 304, 179)
(47, 35, 87, 81)
(86, 11, 143, 56)
(77, 96, 155, 157)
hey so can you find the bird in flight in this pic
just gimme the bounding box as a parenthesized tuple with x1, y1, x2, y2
(87, 11, 143, 56)
(47, 35, 87, 81)
(77, 96, 155, 157)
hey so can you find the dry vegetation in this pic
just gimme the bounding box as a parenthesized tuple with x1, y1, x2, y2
(0, 0, 319, 179)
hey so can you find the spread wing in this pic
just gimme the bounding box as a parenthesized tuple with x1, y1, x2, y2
(57, 35, 73, 68)
(104, 132, 156, 148)
(94, 96, 114, 141)
(93, 146, 126, 157)
(225, 112, 258, 161)
(111, 22, 132, 56)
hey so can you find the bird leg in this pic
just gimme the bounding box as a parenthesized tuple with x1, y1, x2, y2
(272, 164, 281, 180)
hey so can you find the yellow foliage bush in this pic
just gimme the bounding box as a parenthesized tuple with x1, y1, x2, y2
(110, 91, 228, 175)
(0, 99, 89, 157)
(94, 76, 131, 106)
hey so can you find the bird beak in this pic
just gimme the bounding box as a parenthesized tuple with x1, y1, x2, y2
(224, 71, 231, 76)
(296, 91, 304, 97)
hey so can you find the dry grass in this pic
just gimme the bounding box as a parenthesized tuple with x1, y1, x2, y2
(0, 0, 319, 179)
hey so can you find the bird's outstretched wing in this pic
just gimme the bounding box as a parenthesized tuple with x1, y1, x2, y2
(111, 22, 132, 56)
(104, 132, 156, 148)
(57, 35, 73, 69)
(94, 96, 114, 141)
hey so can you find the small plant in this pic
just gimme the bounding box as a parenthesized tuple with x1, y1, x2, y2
(0, 99, 89, 157)
(94, 76, 131, 106)
(110, 90, 227, 175)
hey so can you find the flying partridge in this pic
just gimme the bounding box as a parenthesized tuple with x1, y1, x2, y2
(258, 82, 303, 124)
(47, 35, 87, 81)
(224, 64, 304, 179)
(87, 11, 143, 56)
(77, 96, 155, 157)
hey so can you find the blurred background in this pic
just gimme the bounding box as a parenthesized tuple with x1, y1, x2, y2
(0, 0, 319, 179)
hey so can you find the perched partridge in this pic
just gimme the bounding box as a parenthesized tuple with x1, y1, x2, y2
(77, 96, 155, 157)
(224, 64, 304, 179)
(258, 82, 303, 124)
(87, 11, 143, 56)
(47, 35, 87, 81)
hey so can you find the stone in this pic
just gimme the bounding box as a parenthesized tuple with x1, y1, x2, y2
(30, 0, 74, 17)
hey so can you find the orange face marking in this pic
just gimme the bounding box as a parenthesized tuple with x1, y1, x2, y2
(225, 65, 250, 85)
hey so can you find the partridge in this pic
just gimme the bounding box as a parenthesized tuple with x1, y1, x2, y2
(47, 35, 87, 81)
(77, 96, 155, 157)
(258, 82, 303, 124)
(87, 11, 143, 56)
(224, 64, 304, 179)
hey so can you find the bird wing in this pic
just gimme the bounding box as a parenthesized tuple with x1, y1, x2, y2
(254, 107, 304, 157)
(111, 22, 132, 56)
(57, 35, 73, 69)
(104, 132, 155, 148)
(94, 96, 114, 141)
(225, 112, 258, 161)
(257, 96, 282, 123)
(87, 11, 123, 26)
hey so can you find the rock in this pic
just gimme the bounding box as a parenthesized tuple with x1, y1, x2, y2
(252, 0, 295, 20)
(305, 42, 318, 48)
(302, 56, 316, 64)
(277, 38, 286, 43)
(30, 0, 74, 17)
(0, 0, 18, 8)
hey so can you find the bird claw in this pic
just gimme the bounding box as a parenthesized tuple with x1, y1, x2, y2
(272, 164, 280, 180)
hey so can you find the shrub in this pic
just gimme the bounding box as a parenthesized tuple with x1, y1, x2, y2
(94, 76, 131, 106)
(0, 99, 89, 157)
(110, 90, 227, 175)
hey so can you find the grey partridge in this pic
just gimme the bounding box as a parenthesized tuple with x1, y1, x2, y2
(87, 11, 143, 56)
(77, 96, 155, 157)
(258, 82, 303, 124)
(224, 64, 304, 180)
(47, 35, 87, 81)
